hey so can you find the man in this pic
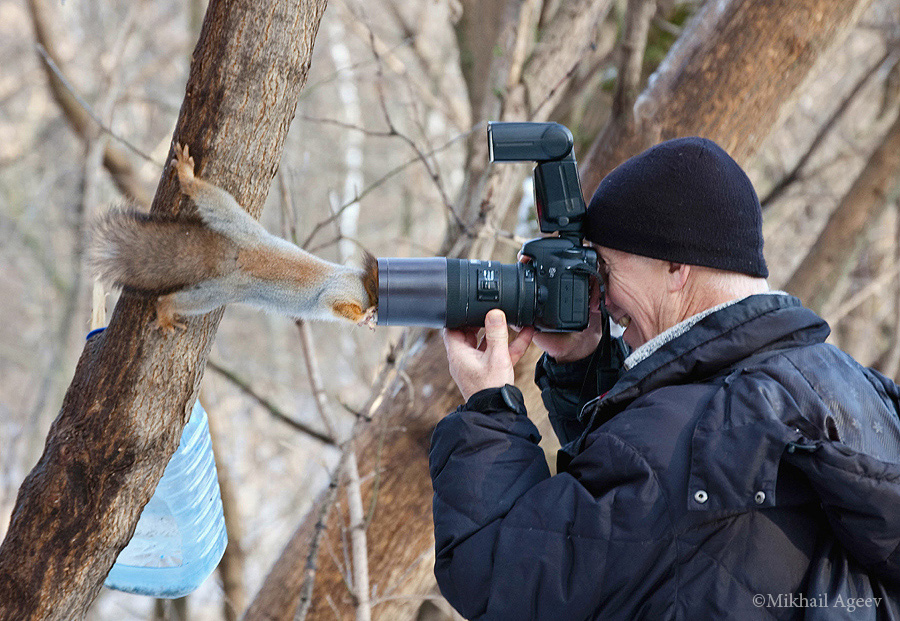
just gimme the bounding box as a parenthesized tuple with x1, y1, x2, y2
(431, 137, 900, 620)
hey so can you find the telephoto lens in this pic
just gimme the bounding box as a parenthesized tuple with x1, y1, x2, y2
(376, 257, 535, 329)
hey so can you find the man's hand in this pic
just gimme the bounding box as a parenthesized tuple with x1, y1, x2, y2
(443, 309, 535, 401)
(531, 277, 605, 363)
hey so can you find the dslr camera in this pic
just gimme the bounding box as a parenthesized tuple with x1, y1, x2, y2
(376, 122, 597, 332)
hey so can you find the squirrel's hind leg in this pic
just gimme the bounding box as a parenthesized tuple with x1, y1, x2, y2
(155, 295, 187, 333)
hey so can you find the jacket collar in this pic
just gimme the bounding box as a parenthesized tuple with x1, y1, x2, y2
(577, 293, 830, 432)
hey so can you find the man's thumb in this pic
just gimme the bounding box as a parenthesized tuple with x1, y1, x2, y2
(484, 309, 508, 348)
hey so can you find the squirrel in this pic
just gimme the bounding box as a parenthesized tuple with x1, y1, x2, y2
(92, 144, 378, 332)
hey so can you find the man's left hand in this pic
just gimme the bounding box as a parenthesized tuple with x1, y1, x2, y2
(442, 309, 535, 401)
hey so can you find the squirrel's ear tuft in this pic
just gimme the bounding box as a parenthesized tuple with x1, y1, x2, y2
(362, 251, 378, 309)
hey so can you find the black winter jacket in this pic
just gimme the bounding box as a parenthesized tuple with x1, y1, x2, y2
(430, 293, 900, 620)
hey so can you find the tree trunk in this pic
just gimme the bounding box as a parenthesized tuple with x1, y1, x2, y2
(783, 107, 900, 311)
(580, 0, 874, 194)
(0, 0, 328, 618)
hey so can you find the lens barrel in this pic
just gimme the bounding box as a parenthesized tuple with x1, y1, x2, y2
(376, 257, 535, 328)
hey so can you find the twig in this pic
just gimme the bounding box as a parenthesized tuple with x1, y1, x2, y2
(206, 360, 337, 446)
(298, 114, 395, 138)
(346, 447, 372, 621)
(296, 320, 339, 440)
(299, 34, 418, 101)
(295, 450, 351, 621)
(300, 125, 480, 249)
(364, 22, 468, 233)
(341, 3, 468, 129)
(35, 44, 159, 166)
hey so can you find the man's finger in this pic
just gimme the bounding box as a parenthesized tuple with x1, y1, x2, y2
(508, 326, 535, 365)
(443, 328, 473, 355)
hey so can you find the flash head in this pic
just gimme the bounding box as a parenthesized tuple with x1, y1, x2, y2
(488, 122, 575, 162)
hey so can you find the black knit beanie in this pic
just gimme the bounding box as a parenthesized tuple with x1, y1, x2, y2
(585, 137, 768, 278)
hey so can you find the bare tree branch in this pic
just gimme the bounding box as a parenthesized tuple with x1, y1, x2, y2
(784, 107, 900, 309)
(27, 0, 155, 206)
(295, 451, 350, 621)
(296, 320, 339, 440)
(760, 48, 897, 208)
(300, 125, 479, 251)
(346, 448, 372, 621)
(206, 360, 337, 447)
(611, 0, 656, 119)
(580, 0, 876, 193)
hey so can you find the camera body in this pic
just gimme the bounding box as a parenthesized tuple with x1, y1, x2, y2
(376, 121, 597, 332)
(489, 122, 596, 331)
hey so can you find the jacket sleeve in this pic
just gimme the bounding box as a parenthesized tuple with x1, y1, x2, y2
(535, 337, 627, 446)
(429, 402, 673, 620)
(783, 440, 900, 585)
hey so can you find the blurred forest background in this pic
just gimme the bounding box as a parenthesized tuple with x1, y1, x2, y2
(1, 0, 899, 619)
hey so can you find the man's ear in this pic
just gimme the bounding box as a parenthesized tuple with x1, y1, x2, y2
(666, 262, 690, 292)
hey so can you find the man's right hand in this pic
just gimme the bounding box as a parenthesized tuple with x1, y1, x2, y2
(531, 275, 606, 363)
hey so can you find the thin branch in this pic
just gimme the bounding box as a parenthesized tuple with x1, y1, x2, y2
(295, 320, 339, 440)
(295, 451, 351, 621)
(34, 44, 159, 166)
(299, 34, 418, 102)
(206, 360, 337, 446)
(368, 28, 468, 233)
(346, 448, 372, 621)
(27, 0, 155, 205)
(300, 125, 480, 249)
(298, 114, 395, 138)
(760, 48, 896, 208)
(341, 3, 468, 129)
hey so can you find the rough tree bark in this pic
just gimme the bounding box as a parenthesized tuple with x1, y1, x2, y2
(580, 0, 875, 194)
(0, 0, 329, 618)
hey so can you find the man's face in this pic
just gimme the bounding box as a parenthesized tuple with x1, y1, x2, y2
(594, 246, 673, 350)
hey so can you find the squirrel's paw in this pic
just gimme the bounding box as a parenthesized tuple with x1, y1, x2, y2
(155, 295, 187, 334)
(332, 300, 377, 329)
(358, 306, 377, 330)
(171, 143, 196, 190)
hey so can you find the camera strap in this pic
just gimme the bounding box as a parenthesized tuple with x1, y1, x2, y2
(595, 289, 626, 398)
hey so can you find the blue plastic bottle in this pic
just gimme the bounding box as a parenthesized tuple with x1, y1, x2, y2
(104, 400, 228, 598)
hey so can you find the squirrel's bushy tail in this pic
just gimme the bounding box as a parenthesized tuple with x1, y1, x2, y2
(91, 209, 239, 293)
